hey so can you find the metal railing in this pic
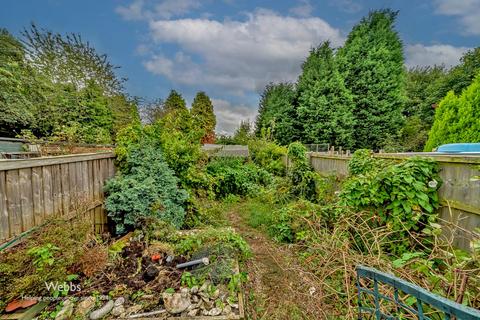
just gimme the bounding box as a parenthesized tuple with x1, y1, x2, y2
(356, 265, 480, 319)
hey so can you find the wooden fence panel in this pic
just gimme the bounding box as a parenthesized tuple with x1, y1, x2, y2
(0, 152, 115, 243)
(304, 152, 480, 250)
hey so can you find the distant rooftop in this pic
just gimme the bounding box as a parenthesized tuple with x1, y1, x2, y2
(202, 144, 249, 157)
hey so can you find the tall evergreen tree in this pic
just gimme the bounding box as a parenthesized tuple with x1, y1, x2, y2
(338, 9, 406, 150)
(164, 90, 187, 113)
(425, 74, 480, 151)
(296, 42, 355, 148)
(255, 82, 298, 145)
(191, 91, 216, 143)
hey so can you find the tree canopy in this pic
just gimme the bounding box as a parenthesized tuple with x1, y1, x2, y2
(338, 9, 406, 150)
(164, 90, 187, 113)
(296, 42, 355, 148)
(191, 91, 216, 143)
(0, 25, 139, 142)
(255, 82, 298, 145)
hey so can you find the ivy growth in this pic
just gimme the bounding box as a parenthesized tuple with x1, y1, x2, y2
(341, 153, 442, 254)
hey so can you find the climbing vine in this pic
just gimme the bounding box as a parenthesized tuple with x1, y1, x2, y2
(341, 151, 442, 254)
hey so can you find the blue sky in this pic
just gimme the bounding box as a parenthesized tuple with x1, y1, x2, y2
(2, 0, 479, 133)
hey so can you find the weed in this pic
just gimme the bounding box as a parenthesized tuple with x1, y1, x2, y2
(174, 227, 251, 260)
(27, 244, 60, 270)
(0, 219, 92, 304)
(181, 272, 200, 288)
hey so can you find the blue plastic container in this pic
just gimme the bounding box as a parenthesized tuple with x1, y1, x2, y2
(436, 143, 480, 153)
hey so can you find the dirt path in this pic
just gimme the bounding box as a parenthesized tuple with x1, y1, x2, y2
(228, 210, 327, 320)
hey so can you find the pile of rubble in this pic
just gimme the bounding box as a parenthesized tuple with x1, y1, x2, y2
(163, 281, 240, 317)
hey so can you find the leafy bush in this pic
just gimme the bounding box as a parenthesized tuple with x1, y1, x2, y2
(114, 122, 161, 171)
(248, 139, 287, 175)
(347, 149, 375, 175)
(104, 144, 188, 233)
(425, 73, 480, 151)
(206, 158, 272, 198)
(341, 156, 441, 254)
(287, 142, 320, 201)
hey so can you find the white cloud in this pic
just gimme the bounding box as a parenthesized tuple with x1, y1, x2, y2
(289, 0, 314, 17)
(116, 0, 145, 21)
(116, 0, 201, 21)
(212, 99, 257, 135)
(405, 44, 470, 68)
(434, 0, 480, 35)
(145, 10, 344, 94)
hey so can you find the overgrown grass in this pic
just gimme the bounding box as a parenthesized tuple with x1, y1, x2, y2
(0, 219, 103, 309)
(231, 151, 480, 318)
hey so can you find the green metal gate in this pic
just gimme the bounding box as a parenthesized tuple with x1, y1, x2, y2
(356, 265, 480, 319)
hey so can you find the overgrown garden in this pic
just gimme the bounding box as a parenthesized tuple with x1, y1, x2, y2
(1, 8, 479, 320)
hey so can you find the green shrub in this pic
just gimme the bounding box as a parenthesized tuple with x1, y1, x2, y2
(341, 156, 441, 254)
(206, 158, 272, 198)
(425, 74, 480, 151)
(348, 149, 375, 175)
(114, 122, 161, 171)
(104, 144, 188, 233)
(287, 142, 320, 201)
(248, 139, 287, 175)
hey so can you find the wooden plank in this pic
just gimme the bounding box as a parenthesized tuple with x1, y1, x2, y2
(87, 160, 94, 200)
(68, 162, 78, 212)
(78, 161, 86, 201)
(82, 161, 89, 202)
(95, 159, 103, 200)
(94, 206, 102, 233)
(0, 301, 49, 320)
(374, 153, 480, 164)
(31, 167, 44, 226)
(51, 165, 62, 217)
(42, 166, 53, 217)
(0, 171, 10, 240)
(60, 163, 70, 215)
(0, 152, 114, 171)
(19, 168, 34, 231)
(108, 157, 115, 178)
(98, 158, 105, 188)
(6, 170, 22, 236)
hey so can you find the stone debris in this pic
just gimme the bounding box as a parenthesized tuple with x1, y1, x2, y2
(55, 299, 74, 320)
(89, 300, 114, 320)
(162, 292, 191, 314)
(170, 283, 239, 318)
(75, 297, 96, 318)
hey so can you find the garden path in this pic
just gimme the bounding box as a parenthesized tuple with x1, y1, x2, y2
(227, 209, 327, 320)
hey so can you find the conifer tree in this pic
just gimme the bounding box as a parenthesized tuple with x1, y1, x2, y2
(296, 42, 355, 148)
(191, 91, 216, 143)
(425, 74, 480, 150)
(164, 90, 187, 113)
(255, 82, 298, 145)
(338, 9, 406, 150)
